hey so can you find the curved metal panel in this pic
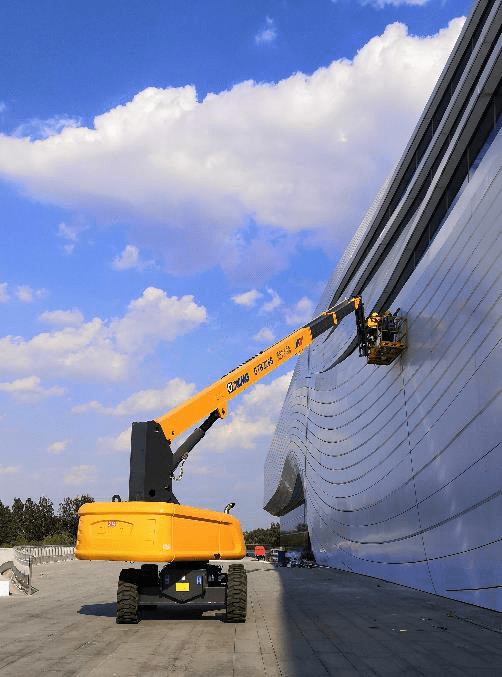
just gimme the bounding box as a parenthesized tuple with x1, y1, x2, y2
(263, 453, 305, 517)
(265, 0, 502, 612)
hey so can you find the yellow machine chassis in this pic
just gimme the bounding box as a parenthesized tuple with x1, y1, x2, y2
(76, 502, 246, 563)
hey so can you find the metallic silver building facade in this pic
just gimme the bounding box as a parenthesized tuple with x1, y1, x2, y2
(264, 0, 502, 612)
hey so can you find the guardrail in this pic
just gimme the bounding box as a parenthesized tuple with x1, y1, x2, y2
(18, 545, 75, 565)
(11, 546, 75, 595)
(12, 548, 33, 595)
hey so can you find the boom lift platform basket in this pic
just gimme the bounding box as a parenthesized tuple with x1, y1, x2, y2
(366, 317, 407, 365)
(355, 305, 407, 365)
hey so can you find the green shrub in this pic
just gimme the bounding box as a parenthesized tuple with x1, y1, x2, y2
(41, 532, 74, 546)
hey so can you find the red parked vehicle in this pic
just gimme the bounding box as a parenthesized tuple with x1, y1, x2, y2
(254, 546, 266, 560)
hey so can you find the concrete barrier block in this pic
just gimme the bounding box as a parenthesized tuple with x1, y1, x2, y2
(0, 579, 10, 596)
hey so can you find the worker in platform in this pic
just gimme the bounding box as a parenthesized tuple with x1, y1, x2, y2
(382, 310, 396, 342)
(366, 311, 380, 344)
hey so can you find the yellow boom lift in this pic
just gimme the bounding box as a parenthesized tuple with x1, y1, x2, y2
(76, 296, 405, 623)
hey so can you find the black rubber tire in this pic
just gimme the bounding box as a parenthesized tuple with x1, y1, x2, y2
(116, 568, 139, 624)
(225, 564, 247, 623)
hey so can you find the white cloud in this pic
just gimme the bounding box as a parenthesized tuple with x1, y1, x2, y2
(202, 372, 292, 452)
(111, 287, 207, 354)
(255, 16, 277, 45)
(254, 327, 275, 343)
(96, 427, 131, 454)
(112, 244, 153, 271)
(39, 309, 84, 326)
(285, 296, 315, 325)
(232, 287, 281, 313)
(0, 283, 10, 303)
(16, 285, 33, 302)
(73, 377, 195, 416)
(0, 19, 463, 280)
(48, 439, 69, 455)
(0, 465, 20, 475)
(231, 289, 263, 308)
(362, 0, 429, 7)
(0, 283, 46, 303)
(0, 317, 127, 381)
(58, 222, 79, 242)
(261, 288, 282, 313)
(15, 285, 47, 303)
(0, 287, 207, 382)
(57, 221, 88, 254)
(64, 464, 96, 485)
(0, 376, 65, 401)
(0, 102, 6, 113)
(14, 115, 81, 141)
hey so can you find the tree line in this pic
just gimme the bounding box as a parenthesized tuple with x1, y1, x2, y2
(0, 495, 94, 546)
(243, 522, 280, 547)
(0, 498, 282, 549)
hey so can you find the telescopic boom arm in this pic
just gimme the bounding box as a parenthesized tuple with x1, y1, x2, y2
(156, 296, 362, 443)
(128, 296, 362, 503)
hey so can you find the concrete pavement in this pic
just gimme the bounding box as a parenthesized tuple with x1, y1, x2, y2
(0, 557, 501, 676)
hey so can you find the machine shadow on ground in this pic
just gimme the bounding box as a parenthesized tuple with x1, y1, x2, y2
(78, 603, 117, 618)
(79, 602, 226, 622)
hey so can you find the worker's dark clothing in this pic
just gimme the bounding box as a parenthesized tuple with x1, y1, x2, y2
(382, 315, 396, 342)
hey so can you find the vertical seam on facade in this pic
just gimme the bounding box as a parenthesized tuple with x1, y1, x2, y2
(400, 359, 437, 593)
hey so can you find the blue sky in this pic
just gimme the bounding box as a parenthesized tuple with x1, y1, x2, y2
(0, 0, 472, 529)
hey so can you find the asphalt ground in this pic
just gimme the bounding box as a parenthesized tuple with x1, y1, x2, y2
(0, 557, 501, 676)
